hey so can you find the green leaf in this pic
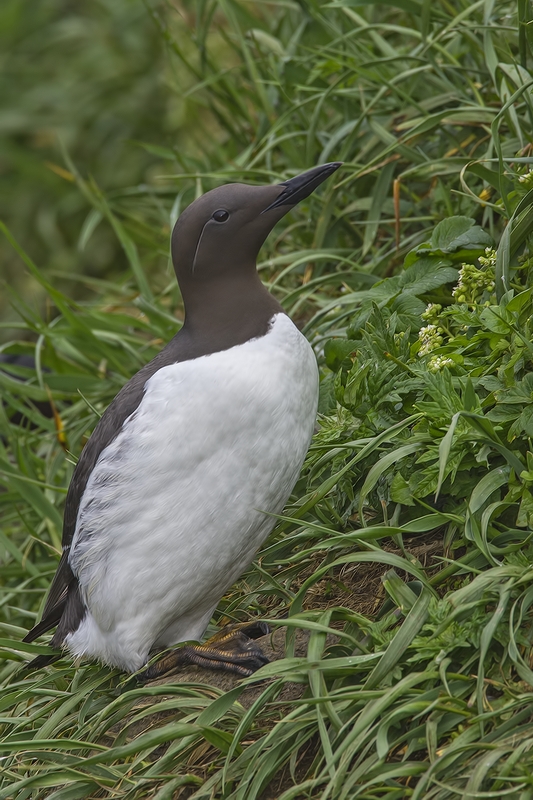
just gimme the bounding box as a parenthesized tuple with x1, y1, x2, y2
(436, 412, 461, 500)
(329, 0, 422, 13)
(469, 467, 510, 514)
(390, 473, 415, 506)
(431, 216, 476, 249)
(479, 304, 514, 333)
(364, 589, 431, 690)
(359, 441, 423, 520)
(398, 260, 459, 294)
(324, 339, 358, 371)
(196, 686, 244, 726)
(517, 488, 533, 527)
(431, 217, 493, 252)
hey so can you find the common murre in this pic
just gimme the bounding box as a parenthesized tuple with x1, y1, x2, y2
(24, 162, 342, 677)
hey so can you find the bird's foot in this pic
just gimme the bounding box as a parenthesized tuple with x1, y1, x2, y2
(140, 621, 270, 681)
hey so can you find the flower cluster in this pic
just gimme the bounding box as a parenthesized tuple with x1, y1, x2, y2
(416, 247, 497, 367)
(421, 303, 442, 323)
(428, 355, 454, 372)
(478, 247, 497, 269)
(518, 169, 533, 189)
(452, 255, 495, 305)
(418, 323, 443, 356)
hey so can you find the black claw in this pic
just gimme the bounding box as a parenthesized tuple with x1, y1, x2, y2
(139, 661, 164, 682)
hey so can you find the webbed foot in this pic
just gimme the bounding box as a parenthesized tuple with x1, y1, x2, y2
(140, 621, 270, 680)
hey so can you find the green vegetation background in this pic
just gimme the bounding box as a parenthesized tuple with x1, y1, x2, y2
(2, 0, 533, 797)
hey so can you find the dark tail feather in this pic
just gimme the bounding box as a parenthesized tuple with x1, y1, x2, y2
(23, 603, 64, 643)
(23, 652, 62, 671)
(22, 585, 86, 671)
(22, 604, 64, 669)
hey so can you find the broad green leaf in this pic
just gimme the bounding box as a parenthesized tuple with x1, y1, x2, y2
(431, 216, 476, 249)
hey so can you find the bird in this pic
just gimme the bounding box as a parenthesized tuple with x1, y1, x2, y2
(23, 162, 342, 678)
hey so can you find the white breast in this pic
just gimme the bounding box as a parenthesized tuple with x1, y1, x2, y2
(65, 314, 318, 671)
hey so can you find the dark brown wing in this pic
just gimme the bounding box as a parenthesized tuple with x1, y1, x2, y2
(23, 340, 189, 650)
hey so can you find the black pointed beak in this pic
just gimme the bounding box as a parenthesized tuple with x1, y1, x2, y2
(262, 162, 342, 214)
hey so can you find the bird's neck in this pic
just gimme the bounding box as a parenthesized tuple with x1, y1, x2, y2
(179, 270, 283, 347)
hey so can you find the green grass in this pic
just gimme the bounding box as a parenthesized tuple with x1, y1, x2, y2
(2, 0, 533, 797)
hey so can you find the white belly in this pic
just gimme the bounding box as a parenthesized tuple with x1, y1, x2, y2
(65, 314, 318, 671)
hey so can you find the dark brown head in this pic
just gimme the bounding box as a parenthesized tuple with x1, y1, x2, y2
(170, 162, 341, 338)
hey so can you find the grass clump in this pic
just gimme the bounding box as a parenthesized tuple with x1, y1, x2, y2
(2, 0, 533, 798)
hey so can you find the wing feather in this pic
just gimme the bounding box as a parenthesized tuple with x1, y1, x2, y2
(24, 341, 188, 649)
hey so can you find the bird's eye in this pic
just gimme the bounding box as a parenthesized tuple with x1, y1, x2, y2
(212, 209, 229, 222)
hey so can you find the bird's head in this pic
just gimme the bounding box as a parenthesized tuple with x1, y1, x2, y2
(171, 162, 342, 286)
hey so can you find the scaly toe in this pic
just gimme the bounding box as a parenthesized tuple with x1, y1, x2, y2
(140, 631, 270, 681)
